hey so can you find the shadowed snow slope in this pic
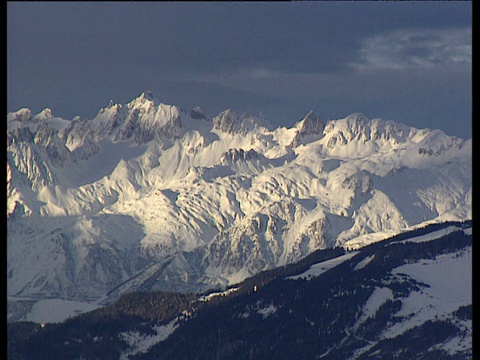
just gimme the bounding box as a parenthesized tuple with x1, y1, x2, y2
(7, 92, 471, 322)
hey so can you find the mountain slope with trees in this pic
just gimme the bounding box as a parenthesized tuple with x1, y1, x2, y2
(8, 220, 472, 359)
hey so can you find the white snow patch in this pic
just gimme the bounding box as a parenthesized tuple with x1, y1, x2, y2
(239, 312, 250, 319)
(198, 287, 239, 302)
(348, 287, 394, 358)
(119, 318, 179, 359)
(354, 254, 376, 270)
(356, 287, 394, 327)
(287, 252, 359, 280)
(257, 304, 278, 319)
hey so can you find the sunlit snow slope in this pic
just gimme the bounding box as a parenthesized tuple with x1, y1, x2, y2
(7, 92, 471, 321)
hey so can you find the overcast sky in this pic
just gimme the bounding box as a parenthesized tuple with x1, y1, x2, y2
(7, 1, 472, 138)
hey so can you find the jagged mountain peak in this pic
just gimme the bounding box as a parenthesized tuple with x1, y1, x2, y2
(126, 91, 162, 112)
(304, 109, 317, 119)
(7, 108, 33, 123)
(8, 107, 58, 127)
(97, 100, 125, 115)
(136, 90, 157, 103)
(324, 112, 376, 135)
(326, 113, 376, 132)
(329, 113, 408, 133)
(295, 110, 324, 136)
(344, 112, 369, 123)
(321, 113, 418, 151)
(106, 99, 122, 109)
(212, 109, 265, 134)
(125, 91, 182, 122)
(213, 109, 239, 133)
(33, 108, 54, 120)
(82, 92, 183, 143)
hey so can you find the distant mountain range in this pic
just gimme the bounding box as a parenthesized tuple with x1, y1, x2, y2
(7, 92, 471, 322)
(7, 220, 472, 359)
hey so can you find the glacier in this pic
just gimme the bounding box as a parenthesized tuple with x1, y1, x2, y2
(7, 91, 471, 322)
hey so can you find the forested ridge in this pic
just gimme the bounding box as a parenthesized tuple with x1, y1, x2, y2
(8, 220, 472, 360)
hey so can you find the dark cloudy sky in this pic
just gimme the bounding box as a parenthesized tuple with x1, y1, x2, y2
(7, 1, 472, 138)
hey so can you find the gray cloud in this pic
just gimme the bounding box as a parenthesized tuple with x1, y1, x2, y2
(352, 28, 471, 70)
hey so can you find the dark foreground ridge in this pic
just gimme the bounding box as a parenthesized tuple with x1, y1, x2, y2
(7, 220, 472, 360)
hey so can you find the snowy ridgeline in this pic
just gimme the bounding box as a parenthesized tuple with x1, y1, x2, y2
(7, 92, 471, 323)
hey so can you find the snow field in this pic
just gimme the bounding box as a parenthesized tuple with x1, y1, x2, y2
(119, 318, 180, 359)
(382, 246, 471, 339)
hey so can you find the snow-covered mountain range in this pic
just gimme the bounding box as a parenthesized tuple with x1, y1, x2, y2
(7, 91, 471, 322)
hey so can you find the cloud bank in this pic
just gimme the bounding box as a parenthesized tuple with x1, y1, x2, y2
(352, 28, 471, 71)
